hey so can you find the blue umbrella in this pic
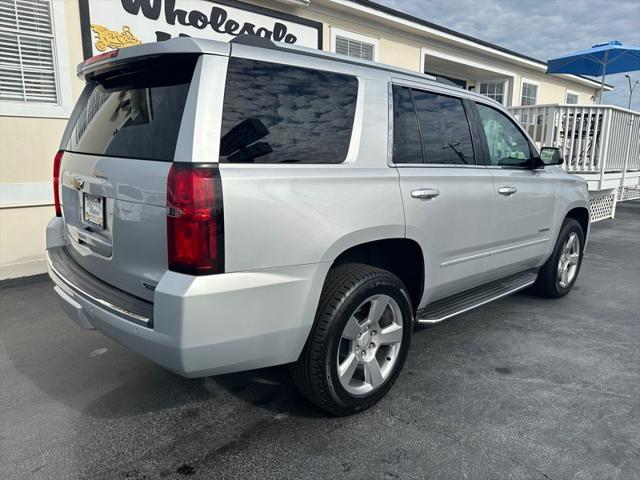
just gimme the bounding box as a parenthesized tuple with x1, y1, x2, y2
(547, 41, 640, 103)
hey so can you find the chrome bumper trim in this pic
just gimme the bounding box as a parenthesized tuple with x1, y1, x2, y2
(46, 250, 152, 327)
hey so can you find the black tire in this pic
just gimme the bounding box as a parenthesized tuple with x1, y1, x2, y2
(290, 263, 413, 416)
(534, 218, 585, 298)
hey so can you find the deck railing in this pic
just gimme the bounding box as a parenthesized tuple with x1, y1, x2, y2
(509, 104, 640, 173)
(508, 104, 640, 221)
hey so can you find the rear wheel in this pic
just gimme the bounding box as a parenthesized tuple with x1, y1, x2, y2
(290, 263, 413, 415)
(535, 218, 584, 298)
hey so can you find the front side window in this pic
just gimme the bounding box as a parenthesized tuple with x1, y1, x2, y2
(476, 103, 533, 167)
(220, 58, 357, 164)
(412, 90, 474, 164)
(392, 86, 423, 164)
(521, 82, 538, 106)
(479, 81, 505, 105)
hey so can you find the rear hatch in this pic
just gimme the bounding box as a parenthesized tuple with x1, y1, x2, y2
(58, 54, 198, 301)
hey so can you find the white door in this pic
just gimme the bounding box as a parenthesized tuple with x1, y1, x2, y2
(392, 84, 495, 305)
(474, 102, 557, 277)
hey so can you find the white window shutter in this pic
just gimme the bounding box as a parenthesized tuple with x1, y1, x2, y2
(335, 35, 375, 61)
(0, 0, 58, 104)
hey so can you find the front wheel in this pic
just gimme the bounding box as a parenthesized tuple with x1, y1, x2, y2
(535, 218, 585, 298)
(290, 264, 413, 415)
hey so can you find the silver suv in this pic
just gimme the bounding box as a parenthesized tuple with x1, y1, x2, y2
(46, 36, 590, 415)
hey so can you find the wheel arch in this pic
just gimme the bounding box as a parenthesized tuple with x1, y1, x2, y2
(565, 206, 590, 240)
(329, 238, 425, 312)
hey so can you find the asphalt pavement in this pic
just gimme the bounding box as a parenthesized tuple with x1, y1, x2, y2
(1, 201, 639, 479)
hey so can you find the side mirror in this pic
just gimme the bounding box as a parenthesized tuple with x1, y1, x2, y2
(538, 147, 564, 166)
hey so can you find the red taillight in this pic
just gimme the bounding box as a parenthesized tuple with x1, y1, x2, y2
(84, 49, 119, 67)
(53, 150, 63, 217)
(167, 163, 224, 275)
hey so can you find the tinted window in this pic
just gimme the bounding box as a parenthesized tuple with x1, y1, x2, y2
(412, 90, 475, 164)
(476, 103, 533, 167)
(220, 58, 357, 164)
(66, 56, 196, 161)
(392, 86, 423, 164)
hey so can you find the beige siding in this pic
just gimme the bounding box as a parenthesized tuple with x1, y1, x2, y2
(0, 0, 84, 279)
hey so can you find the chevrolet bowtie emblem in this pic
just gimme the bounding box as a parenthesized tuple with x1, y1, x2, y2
(71, 177, 84, 191)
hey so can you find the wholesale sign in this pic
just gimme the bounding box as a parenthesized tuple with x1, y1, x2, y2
(79, 0, 323, 58)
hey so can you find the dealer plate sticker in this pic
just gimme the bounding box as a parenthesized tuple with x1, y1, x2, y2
(83, 193, 104, 228)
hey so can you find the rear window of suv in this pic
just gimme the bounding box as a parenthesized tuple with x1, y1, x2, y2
(65, 55, 197, 162)
(220, 58, 358, 164)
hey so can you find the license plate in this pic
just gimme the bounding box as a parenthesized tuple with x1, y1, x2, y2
(83, 193, 105, 228)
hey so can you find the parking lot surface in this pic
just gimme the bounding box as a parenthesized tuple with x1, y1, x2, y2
(1, 201, 639, 480)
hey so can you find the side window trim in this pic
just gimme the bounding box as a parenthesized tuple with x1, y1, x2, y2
(408, 87, 426, 164)
(462, 98, 487, 166)
(472, 100, 538, 170)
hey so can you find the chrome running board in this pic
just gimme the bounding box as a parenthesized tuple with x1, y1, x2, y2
(416, 270, 538, 324)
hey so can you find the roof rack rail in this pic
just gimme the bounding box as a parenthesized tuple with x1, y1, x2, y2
(433, 76, 458, 87)
(229, 34, 279, 49)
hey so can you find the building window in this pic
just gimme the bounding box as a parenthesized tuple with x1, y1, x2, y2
(0, 0, 57, 103)
(0, 0, 70, 117)
(521, 81, 538, 106)
(566, 91, 579, 104)
(479, 81, 505, 105)
(331, 27, 378, 62)
(335, 36, 374, 60)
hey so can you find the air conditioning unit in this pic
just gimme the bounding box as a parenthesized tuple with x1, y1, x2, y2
(271, 0, 311, 7)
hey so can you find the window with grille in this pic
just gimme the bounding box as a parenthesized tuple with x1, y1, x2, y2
(0, 0, 58, 105)
(520, 81, 538, 106)
(335, 35, 374, 61)
(479, 81, 505, 105)
(566, 92, 579, 104)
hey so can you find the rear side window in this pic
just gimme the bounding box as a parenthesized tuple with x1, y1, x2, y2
(392, 85, 475, 165)
(66, 55, 197, 162)
(412, 90, 475, 164)
(220, 58, 358, 164)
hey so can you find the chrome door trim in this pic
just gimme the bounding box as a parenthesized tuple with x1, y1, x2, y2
(393, 163, 488, 169)
(440, 237, 550, 267)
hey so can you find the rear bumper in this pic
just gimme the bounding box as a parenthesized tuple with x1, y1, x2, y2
(46, 218, 329, 377)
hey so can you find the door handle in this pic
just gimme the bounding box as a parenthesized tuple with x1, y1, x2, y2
(411, 188, 440, 200)
(498, 186, 517, 196)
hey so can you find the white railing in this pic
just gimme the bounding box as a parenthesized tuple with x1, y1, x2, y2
(509, 104, 640, 174)
(509, 104, 640, 222)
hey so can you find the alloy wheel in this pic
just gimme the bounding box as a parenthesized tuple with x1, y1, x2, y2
(557, 232, 580, 288)
(336, 294, 404, 396)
